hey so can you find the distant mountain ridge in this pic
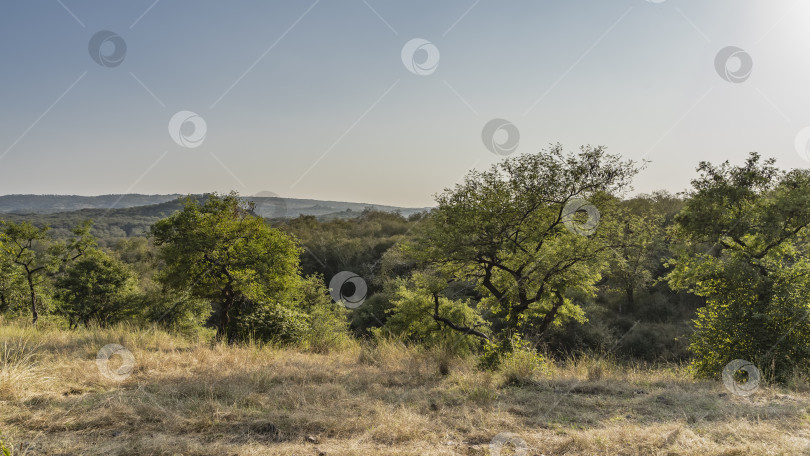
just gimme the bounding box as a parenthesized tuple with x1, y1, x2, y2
(0, 194, 182, 214)
(0, 194, 432, 218)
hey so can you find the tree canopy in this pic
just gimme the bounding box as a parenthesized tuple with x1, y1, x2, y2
(151, 192, 302, 340)
(401, 145, 640, 351)
(668, 153, 810, 381)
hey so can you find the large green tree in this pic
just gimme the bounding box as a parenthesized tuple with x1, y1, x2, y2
(404, 145, 639, 347)
(151, 193, 302, 341)
(0, 220, 94, 325)
(668, 153, 810, 381)
(605, 195, 672, 314)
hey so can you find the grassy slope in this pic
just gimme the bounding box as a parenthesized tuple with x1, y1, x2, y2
(1, 325, 809, 455)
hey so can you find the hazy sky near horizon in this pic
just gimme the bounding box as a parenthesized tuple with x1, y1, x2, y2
(1, 0, 809, 207)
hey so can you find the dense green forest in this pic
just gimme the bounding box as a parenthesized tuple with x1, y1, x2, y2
(2, 147, 809, 383)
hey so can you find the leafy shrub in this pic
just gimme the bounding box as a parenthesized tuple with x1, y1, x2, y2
(382, 284, 485, 356)
(232, 302, 310, 345)
(671, 250, 810, 382)
(499, 344, 548, 385)
(293, 274, 355, 352)
(539, 311, 616, 358)
(616, 322, 690, 362)
(303, 301, 355, 353)
(138, 286, 212, 337)
(54, 250, 136, 328)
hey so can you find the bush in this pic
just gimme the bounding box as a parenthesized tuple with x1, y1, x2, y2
(672, 252, 810, 382)
(232, 302, 310, 345)
(615, 322, 690, 362)
(499, 345, 548, 385)
(138, 286, 212, 337)
(55, 251, 136, 328)
(349, 293, 393, 336)
(382, 284, 485, 356)
(538, 310, 616, 358)
(304, 300, 355, 353)
(293, 274, 356, 352)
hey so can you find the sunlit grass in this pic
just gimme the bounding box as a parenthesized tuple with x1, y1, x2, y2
(0, 323, 807, 455)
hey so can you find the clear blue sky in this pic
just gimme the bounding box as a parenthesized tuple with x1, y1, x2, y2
(0, 0, 807, 207)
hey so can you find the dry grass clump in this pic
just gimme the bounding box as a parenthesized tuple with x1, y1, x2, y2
(0, 336, 48, 401)
(0, 323, 808, 455)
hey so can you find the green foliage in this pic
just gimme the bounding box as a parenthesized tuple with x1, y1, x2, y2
(280, 210, 414, 289)
(478, 334, 537, 370)
(382, 280, 486, 355)
(109, 235, 212, 335)
(0, 251, 26, 314)
(54, 250, 136, 328)
(232, 301, 311, 345)
(302, 298, 355, 353)
(231, 274, 354, 350)
(279, 209, 422, 336)
(604, 198, 669, 314)
(293, 274, 354, 352)
(0, 430, 10, 456)
(151, 192, 302, 340)
(499, 342, 549, 385)
(6, 151, 810, 375)
(0, 220, 95, 325)
(668, 153, 810, 382)
(403, 145, 639, 347)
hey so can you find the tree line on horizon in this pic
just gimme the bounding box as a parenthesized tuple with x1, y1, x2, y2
(1, 146, 809, 383)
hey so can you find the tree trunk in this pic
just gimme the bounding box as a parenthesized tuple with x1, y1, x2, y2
(217, 292, 235, 342)
(27, 274, 37, 327)
(536, 291, 566, 336)
(623, 285, 635, 314)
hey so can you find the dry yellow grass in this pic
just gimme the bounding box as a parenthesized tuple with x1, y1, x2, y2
(1, 324, 809, 455)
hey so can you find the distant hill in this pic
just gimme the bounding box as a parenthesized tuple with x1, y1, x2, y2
(0, 194, 182, 213)
(0, 194, 432, 218)
(0, 194, 433, 244)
